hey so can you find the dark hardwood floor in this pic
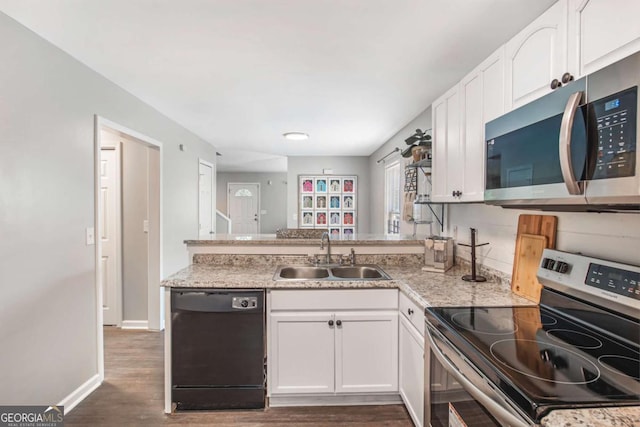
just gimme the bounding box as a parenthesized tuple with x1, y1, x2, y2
(66, 327, 413, 426)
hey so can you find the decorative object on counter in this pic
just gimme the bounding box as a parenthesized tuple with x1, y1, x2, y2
(403, 191, 416, 222)
(275, 228, 328, 239)
(459, 228, 489, 282)
(423, 236, 454, 272)
(511, 214, 557, 302)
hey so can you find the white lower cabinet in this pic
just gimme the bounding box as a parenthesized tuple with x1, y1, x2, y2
(268, 289, 399, 400)
(399, 294, 424, 427)
(269, 312, 335, 394)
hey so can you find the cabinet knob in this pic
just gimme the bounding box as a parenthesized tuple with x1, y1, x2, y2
(452, 190, 462, 197)
(408, 308, 414, 315)
(561, 72, 574, 84)
(328, 320, 334, 326)
(336, 320, 342, 326)
(550, 78, 562, 90)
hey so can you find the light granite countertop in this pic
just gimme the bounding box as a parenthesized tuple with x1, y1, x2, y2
(184, 233, 424, 246)
(161, 263, 640, 426)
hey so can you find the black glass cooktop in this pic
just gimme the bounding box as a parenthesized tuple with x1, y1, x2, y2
(425, 291, 640, 422)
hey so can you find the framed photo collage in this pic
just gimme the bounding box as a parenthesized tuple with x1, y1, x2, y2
(298, 175, 357, 238)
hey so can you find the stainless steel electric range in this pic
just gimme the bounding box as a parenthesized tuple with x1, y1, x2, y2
(425, 249, 639, 426)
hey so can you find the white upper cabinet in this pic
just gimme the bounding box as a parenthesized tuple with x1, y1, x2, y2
(568, 0, 640, 77)
(459, 48, 505, 202)
(431, 86, 460, 203)
(504, 0, 569, 110)
(432, 48, 504, 203)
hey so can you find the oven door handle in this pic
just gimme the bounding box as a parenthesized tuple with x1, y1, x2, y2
(559, 91, 585, 195)
(426, 326, 530, 427)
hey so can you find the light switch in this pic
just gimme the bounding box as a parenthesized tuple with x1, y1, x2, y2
(86, 227, 95, 245)
(143, 220, 149, 233)
(260, 210, 267, 215)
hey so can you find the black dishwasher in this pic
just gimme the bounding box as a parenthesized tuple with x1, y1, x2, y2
(171, 289, 265, 410)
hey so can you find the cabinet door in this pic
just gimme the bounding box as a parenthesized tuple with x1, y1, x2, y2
(399, 316, 425, 427)
(569, 0, 640, 76)
(334, 311, 399, 393)
(269, 312, 335, 395)
(431, 86, 461, 203)
(505, 0, 568, 110)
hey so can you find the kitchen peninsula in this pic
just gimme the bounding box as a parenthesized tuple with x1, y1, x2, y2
(162, 233, 640, 426)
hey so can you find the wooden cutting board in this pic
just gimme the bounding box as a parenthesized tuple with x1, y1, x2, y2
(511, 214, 558, 302)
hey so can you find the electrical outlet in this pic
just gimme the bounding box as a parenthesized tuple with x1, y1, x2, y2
(86, 227, 95, 245)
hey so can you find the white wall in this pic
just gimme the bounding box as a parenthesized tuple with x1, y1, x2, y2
(216, 172, 288, 233)
(287, 156, 371, 232)
(0, 12, 216, 406)
(447, 204, 640, 274)
(368, 108, 432, 234)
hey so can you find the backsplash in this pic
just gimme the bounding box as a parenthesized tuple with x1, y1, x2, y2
(193, 253, 424, 267)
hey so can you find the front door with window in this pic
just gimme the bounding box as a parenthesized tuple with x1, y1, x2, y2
(228, 183, 259, 234)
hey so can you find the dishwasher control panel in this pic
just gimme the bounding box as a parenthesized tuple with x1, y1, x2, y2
(232, 296, 259, 310)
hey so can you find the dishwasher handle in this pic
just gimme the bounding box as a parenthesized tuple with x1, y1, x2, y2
(171, 289, 264, 313)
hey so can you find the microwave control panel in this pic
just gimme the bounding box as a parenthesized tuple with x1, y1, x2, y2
(592, 86, 637, 180)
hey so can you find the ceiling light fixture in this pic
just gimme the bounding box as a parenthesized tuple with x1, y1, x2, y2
(283, 132, 309, 141)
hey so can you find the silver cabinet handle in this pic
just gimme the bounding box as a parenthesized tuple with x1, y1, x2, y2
(426, 325, 530, 427)
(559, 91, 585, 195)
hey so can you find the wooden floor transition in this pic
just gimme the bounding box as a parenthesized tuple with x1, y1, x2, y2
(66, 327, 413, 426)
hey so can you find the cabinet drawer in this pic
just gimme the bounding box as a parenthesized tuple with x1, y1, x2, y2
(399, 292, 424, 336)
(270, 289, 398, 311)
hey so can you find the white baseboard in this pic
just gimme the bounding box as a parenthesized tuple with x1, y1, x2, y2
(59, 373, 101, 414)
(268, 393, 402, 407)
(121, 320, 149, 330)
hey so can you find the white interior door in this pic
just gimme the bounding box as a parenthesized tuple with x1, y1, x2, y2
(198, 160, 215, 238)
(228, 183, 259, 234)
(100, 147, 121, 326)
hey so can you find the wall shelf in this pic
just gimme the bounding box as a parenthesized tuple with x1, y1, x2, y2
(405, 158, 432, 176)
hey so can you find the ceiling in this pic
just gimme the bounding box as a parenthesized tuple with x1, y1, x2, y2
(0, 0, 556, 172)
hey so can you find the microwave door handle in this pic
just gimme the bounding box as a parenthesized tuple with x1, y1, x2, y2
(559, 91, 585, 195)
(426, 327, 530, 427)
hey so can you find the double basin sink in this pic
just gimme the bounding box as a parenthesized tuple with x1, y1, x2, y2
(274, 264, 391, 281)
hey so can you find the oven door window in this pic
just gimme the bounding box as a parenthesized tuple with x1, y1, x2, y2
(430, 352, 500, 427)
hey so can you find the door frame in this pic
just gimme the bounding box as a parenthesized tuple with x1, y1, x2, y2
(93, 115, 164, 382)
(198, 158, 216, 238)
(227, 182, 261, 233)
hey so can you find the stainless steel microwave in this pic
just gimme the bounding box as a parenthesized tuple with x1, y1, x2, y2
(484, 52, 640, 211)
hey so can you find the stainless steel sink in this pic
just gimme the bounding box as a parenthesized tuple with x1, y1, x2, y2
(277, 266, 330, 279)
(273, 264, 391, 281)
(331, 266, 388, 279)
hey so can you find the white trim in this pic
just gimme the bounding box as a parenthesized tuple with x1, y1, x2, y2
(94, 115, 165, 389)
(121, 320, 150, 330)
(268, 393, 402, 407)
(198, 158, 216, 237)
(58, 374, 101, 414)
(227, 182, 261, 233)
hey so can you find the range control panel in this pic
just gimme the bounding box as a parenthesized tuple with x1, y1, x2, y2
(592, 86, 637, 180)
(586, 263, 639, 300)
(537, 249, 640, 319)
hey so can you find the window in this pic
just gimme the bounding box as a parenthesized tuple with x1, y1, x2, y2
(384, 162, 401, 234)
(234, 189, 253, 197)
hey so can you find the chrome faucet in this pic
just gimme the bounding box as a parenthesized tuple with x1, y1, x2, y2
(349, 248, 356, 266)
(320, 232, 331, 264)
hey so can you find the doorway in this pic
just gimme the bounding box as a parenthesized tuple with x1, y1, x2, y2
(94, 116, 163, 381)
(198, 159, 216, 238)
(227, 183, 260, 234)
